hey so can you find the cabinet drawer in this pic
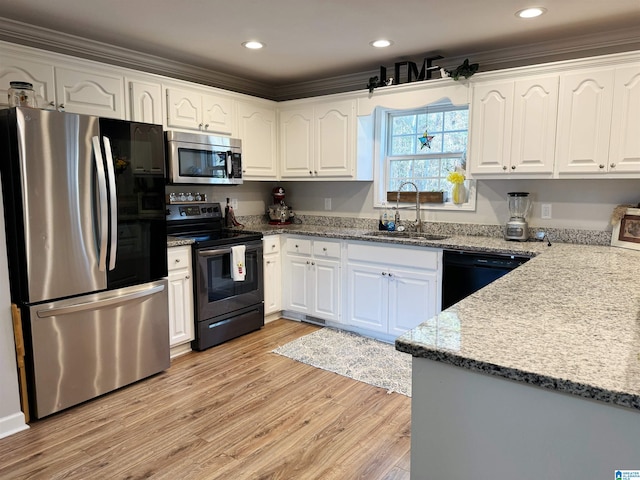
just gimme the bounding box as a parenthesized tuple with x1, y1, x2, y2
(263, 236, 281, 255)
(347, 242, 440, 270)
(313, 240, 341, 259)
(285, 237, 312, 255)
(168, 246, 191, 272)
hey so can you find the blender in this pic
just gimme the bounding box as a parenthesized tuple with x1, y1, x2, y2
(505, 192, 531, 241)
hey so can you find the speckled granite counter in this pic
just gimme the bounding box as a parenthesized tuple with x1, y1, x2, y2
(396, 242, 640, 411)
(167, 236, 195, 247)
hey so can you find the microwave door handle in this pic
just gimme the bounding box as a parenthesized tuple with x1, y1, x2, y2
(102, 136, 118, 271)
(92, 136, 109, 272)
(226, 151, 232, 177)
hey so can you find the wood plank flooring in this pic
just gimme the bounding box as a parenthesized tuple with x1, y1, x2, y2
(0, 319, 411, 479)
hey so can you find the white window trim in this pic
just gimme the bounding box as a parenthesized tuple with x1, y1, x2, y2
(372, 105, 476, 212)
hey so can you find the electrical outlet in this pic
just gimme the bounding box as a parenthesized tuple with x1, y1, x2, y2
(541, 203, 552, 219)
(324, 198, 332, 210)
(231, 198, 238, 210)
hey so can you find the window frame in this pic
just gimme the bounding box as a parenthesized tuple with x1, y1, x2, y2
(373, 102, 476, 212)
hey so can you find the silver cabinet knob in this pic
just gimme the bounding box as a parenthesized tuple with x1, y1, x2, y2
(511, 165, 516, 170)
(382, 272, 387, 276)
(175, 258, 180, 263)
(599, 164, 605, 169)
(610, 163, 616, 169)
(503, 165, 507, 170)
(185, 275, 190, 280)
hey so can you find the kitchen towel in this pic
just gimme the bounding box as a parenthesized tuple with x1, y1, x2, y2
(231, 245, 246, 281)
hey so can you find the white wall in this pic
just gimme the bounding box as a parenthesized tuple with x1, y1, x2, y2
(279, 178, 640, 232)
(0, 183, 28, 438)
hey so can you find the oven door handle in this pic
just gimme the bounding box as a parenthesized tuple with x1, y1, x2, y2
(198, 245, 261, 257)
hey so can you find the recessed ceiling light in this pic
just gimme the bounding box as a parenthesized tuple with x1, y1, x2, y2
(370, 39, 393, 48)
(242, 41, 265, 50)
(516, 7, 547, 18)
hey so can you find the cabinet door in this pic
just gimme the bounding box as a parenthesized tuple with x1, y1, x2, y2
(54, 66, 125, 118)
(315, 100, 355, 177)
(609, 65, 640, 173)
(129, 80, 162, 124)
(387, 268, 438, 337)
(556, 69, 615, 174)
(0, 55, 55, 109)
(283, 254, 311, 314)
(312, 258, 341, 322)
(264, 253, 282, 315)
(469, 82, 514, 175)
(237, 101, 278, 179)
(280, 107, 314, 178)
(510, 76, 558, 174)
(167, 247, 194, 347)
(346, 262, 387, 333)
(201, 93, 234, 134)
(166, 88, 201, 129)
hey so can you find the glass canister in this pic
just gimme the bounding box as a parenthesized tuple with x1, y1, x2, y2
(8, 81, 37, 108)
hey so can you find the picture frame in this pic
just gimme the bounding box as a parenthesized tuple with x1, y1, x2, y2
(611, 207, 640, 250)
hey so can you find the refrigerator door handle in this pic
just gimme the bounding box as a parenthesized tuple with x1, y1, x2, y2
(35, 284, 166, 318)
(102, 136, 118, 271)
(92, 136, 109, 272)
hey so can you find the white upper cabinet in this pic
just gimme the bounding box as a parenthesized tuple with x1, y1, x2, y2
(0, 51, 125, 118)
(469, 81, 514, 175)
(555, 69, 615, 174)
(469, 76, 558, 177)
(54, 66, 125, 118)
(166, 87, 234, 134)
(237, 100, 278, 179)
(280, 106, 314, 177)
(608, 65, 640, 173)
(128, 79, 163, 124)
(0, 54, 55, 108)
(315, 100, 355, 177)
(280, 98, 364, 180)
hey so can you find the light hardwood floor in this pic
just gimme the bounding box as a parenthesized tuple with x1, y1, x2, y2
(0, 319, 411, 479)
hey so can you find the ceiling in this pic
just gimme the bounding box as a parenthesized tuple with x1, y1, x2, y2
(0, 0, 639, 100)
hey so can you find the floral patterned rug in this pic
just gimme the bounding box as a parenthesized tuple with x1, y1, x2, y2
(272, 327, 412, 397)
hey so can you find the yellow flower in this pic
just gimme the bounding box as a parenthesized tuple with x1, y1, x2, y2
(447, 171, 465, 184)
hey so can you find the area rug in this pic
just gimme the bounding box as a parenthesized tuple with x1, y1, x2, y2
(272, 328, 412, 397)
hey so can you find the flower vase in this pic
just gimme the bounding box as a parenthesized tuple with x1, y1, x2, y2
(452, 183, 466, 205)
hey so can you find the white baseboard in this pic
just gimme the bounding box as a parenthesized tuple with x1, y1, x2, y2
(0, 411, 29, 439)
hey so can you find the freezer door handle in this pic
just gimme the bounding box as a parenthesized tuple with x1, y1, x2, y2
(92, 136, 109, 272)
(35, 284, 165, 318)
(102, 136, 118, 271)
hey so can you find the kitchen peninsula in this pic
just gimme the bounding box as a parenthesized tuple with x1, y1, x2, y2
(395, 242, 640, 478)
(241, 221, 640, 478)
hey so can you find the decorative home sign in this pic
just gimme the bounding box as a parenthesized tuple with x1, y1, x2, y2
(611, 207, 640, 250)
(367, 56, 479, 93)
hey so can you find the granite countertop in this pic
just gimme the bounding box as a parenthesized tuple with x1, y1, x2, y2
(395, 242, 640, 411)
(168, 222, 640, 411)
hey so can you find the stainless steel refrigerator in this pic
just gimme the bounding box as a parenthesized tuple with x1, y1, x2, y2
(0, 107, 170, 419)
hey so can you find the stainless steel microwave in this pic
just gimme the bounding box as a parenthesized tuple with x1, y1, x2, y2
(166, 131, 242, 185)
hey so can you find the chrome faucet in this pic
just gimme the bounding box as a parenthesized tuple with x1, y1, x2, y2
(396, 181, 422, 232)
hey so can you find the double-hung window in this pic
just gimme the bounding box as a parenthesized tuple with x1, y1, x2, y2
(376, 102, 473, 210)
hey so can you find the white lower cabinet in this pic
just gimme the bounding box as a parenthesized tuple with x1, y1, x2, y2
(346, 242, 441, 340)
(263, 235, 282, 317)
(282, 236, 341, 323)
(167, 245, 194, 355)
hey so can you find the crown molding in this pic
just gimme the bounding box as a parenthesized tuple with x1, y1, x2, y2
(0, 16, 639, 102)
(272, 25, 640, 101)
(0, 17, 276, 99)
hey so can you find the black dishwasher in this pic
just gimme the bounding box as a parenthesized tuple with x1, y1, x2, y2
(442, 250, 530, 310)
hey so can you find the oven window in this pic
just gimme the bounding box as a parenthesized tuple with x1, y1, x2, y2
(178, 148, 227, 178)
(206, 250, 259, 301)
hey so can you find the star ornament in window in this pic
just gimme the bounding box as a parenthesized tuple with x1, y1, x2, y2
(418, 130, 434, 149)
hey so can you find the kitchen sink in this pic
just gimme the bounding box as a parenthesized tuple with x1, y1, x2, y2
(364, 231, 449, 241)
